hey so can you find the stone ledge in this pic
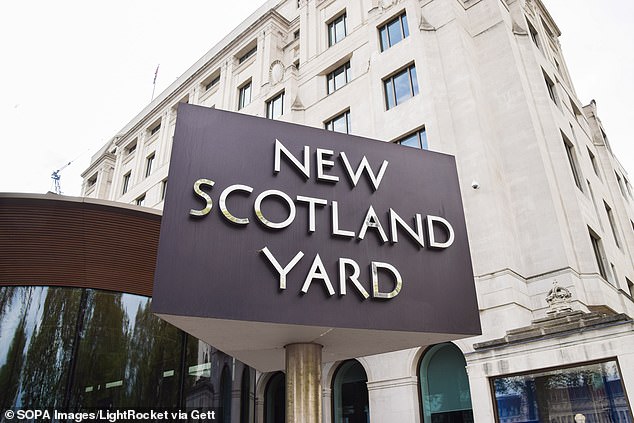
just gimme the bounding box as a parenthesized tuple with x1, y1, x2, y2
(473, 311, 632, 350)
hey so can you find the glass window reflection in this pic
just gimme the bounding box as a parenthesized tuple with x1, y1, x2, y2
(384, 64, 419, 109)
(493, 361, 632, 423)
(332, 360, 369, 423)
(70, 290, 181, 407)
(0, 286, 80, 408)
(0, 286, 256, 418)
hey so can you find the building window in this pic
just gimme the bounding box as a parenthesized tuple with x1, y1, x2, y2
(327, 62, 351, 94)
(527, 19, 540, 49)
(328, 13, 347, 47)
(562, 134, 583, 191)
(265, 372, 285, 423)
(238, 45, 257, 64)
(589, 228, 608, 281)
(379, 12, 409, 51)
(610, 263, 618, 285)
(571, 100, 585, 124)
(587, 147, 601, 179)
(419, 343, 473, 423)
(125, 140, 137, 155)
(161, 179, 168, 201)
(604, 201, 621, 248)
(204, 74, 221, 91)
(384, 64, 419, 109)
(325, 110, 351, 134)
(627, 278, 634, 298)
(122, 172, 131, 195)
(332, 360, 369, 423)
(150, 122, 161, 136)
(135, 194, 146, 206)
(492, 360, 631, 422)
(294, 29, 300, 40)
(266, 91, 284, 120)
(238, 80, 252, 110)
(87, 174, 97, 187)
(544, 72, 558, 105)
(615, 172, 628, 199)
(145, 153, 155, 178)
(396, 127, 427, 150)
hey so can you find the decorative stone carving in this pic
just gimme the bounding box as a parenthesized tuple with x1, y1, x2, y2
(546, 280, 573, 314)
(419, 13, 435, 31)
(512, 20, 527, 35)
(380, 0, 397, 10)
(269, 60, 285, 86)
(291, 94, 305, 111)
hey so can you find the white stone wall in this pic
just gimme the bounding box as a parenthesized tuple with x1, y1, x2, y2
(82, 0, 634, 421)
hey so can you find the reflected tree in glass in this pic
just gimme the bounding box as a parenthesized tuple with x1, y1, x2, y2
(21, 287, 81, 407)
(70, 290, 129, 408)
(126, 297, 180, 407)
(0, 315, 27, 409)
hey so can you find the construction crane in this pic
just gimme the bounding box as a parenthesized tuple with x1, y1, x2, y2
(51, 161, 72, 195)
(50, 149, 92, 195)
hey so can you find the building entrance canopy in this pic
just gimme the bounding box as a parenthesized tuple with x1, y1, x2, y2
(152, 105, 480, 371)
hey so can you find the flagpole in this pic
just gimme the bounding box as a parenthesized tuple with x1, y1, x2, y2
(151, 64, 160, 101)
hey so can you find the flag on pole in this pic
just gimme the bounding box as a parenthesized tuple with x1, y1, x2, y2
(151, 64, 160, 101)
(153, 64, 160, 85)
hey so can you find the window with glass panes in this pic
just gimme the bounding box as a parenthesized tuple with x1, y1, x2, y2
(122, 172, 131, 195)
(384, 64, 419, 109)
(327, 62, 351, 94)
(396, 128, 427, 150)
(589, 229, 608, 280)
(266, 91, 284, 120)
(328, 13, 346, 46)
(145, 153, 155, 178)
(379, 13, 409, 51)
(238, 81, 252, 110)
(325, 110, 351, 134)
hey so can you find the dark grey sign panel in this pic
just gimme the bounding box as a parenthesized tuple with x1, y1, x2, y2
(153, 104, 480, 371)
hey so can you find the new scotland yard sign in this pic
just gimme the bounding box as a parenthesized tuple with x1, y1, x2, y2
(152, 104, 480, 371)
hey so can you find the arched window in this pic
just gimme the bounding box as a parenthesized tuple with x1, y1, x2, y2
(220, 365, 232, 423)
(240, 368, 251, 423)
(332, 360, 369, 423)
(264, 372, 285, 423)
(419, 343, 473, 423)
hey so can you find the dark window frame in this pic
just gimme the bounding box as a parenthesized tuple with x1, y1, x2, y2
(378, 12, 409, 51)
(562, 133, 583, 191)
(324, 110, 351, 134)
(395, 127, 428, 150)
(326, 61, 351, 94)
(266, 91, 285, 120)
(145, 153, 155, 178)
(383, 63, 419, 110)
(204, 74, 221, 91)
(238, 80, 252, 110)
(328, 12, 347, 47)
(122, 172, 131, 195)
(238, 45, 257, 64)
(589, 227, 608, 281)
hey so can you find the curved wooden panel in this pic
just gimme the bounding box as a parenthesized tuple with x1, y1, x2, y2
(0, 194, 161, 297)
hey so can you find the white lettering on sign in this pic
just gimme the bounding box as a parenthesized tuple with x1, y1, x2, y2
(189, 139, 457, 300)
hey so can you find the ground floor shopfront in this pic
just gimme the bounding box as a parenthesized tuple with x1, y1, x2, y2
(0, 195, 633, 422)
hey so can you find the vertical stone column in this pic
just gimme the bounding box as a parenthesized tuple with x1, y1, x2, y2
(285, 343, 322, 423)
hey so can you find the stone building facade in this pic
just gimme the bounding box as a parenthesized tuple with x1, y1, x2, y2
(79, 0, 634, 421)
